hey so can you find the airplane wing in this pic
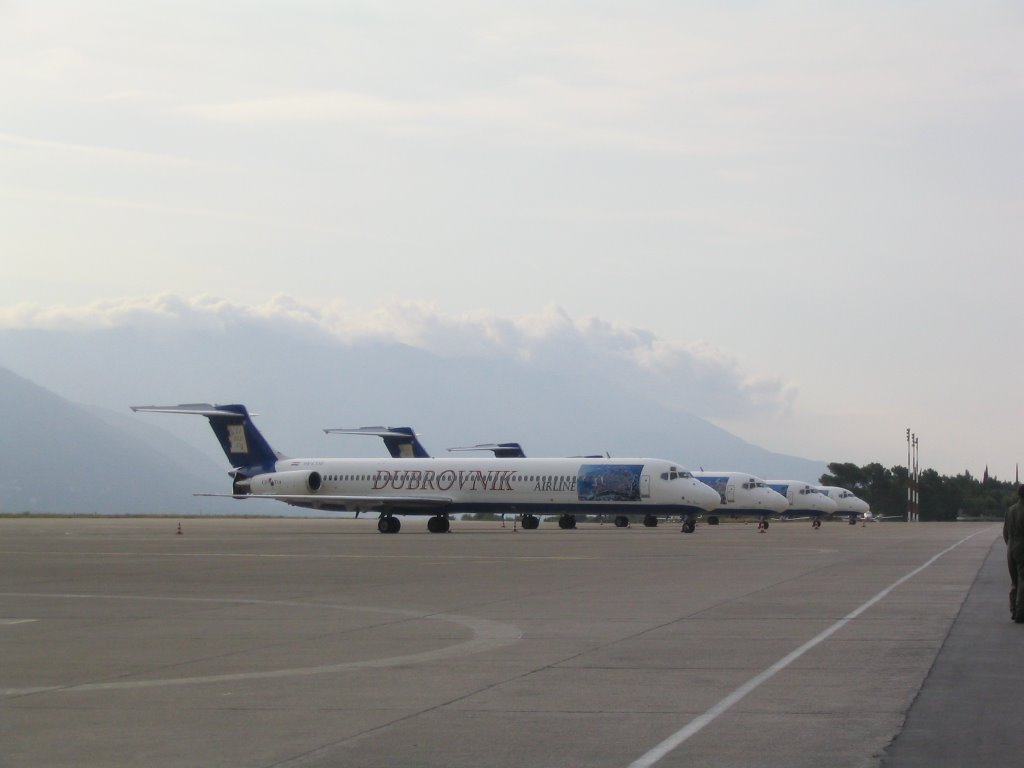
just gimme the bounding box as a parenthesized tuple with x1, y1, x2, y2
(195, 493, 452, 511)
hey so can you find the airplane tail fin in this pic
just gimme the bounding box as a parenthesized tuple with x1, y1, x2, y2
(378, 427, 430, 458)
(131, 403, 280, 474)
(323, 426, 430, 458)
(448, 442, 527, 458)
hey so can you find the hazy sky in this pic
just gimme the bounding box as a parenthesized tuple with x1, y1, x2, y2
(2, 1, 1021, 479)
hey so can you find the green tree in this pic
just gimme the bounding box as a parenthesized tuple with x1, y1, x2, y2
(819, 462, 1017, 521)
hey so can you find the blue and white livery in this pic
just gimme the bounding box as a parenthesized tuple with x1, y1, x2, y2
(766, 479, 838, 528)
(815, 485, 871, 525)
(693, 471, 790, 529)
(132, 404, 720, 534)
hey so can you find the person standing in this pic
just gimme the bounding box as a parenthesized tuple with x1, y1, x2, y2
(1004, 485, 1024, 622)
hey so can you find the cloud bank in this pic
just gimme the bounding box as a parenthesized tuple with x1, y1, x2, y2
(0, 294, 796, 420)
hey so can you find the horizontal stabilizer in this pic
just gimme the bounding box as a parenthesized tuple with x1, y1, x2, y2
(324, 426, 430, 458)
(131, 404, 252, 418)
(325, 426, 419, 439)
(448, 443, 527, 458)
(132, 402, 279, 471)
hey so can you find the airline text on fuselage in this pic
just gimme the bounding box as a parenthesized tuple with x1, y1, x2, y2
(370, 469, 577, 494)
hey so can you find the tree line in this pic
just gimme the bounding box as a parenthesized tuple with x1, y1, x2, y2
(821, 462, 1017, 521)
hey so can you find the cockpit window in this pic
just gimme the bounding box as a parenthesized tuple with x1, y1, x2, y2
(663, 469, 695, 481)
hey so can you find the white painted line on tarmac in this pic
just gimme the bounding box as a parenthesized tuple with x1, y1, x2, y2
(627, 527, 993, 768)
(0, 594, 522, 697)
(0, 619, 37, 625)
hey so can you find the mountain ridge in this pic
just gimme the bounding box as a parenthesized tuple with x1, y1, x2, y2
(0, 322, 828, 514)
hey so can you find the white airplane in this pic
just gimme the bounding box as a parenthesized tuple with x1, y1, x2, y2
(815, 485, 871, 525)
(854, 509, 902, 523)
(132, 403, 721, 534)
(766, 480, 838, 528)
(693, 471, 790, 529)
(446, 442, 687, 530)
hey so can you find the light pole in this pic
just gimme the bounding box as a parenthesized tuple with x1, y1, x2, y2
(913, 434, 920, 522)
(906, 428, 912, 522)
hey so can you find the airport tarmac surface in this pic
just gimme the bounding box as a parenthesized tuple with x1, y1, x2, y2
(0, 516, 1013, 767)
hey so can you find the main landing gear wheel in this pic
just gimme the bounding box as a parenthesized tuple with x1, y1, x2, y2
(681, 520, 696, 533)
(643, 515, 658, 528)
(707, 516, 720, 526)
(812, 518, 822, 529)
(427, 515, 450, 533)
(377, 515, 401, 534)
(558, 514, 577, 529)
(613, 516, 630, 528)
(521, 514, 540, 530)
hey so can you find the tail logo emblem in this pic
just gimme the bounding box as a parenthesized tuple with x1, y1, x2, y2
(227, 424, 249, 454)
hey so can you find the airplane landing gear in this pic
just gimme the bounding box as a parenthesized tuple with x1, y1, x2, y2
(643, 515, 658, 528)
(681, 519, 696, 533)
(427, 515, 450, 533)
(521, 514, 540, 530)
(377, 515, 401, 534)
(614, 516, 630, 528)
(558, 514, 577, 529)
(812, 518, 822, 529)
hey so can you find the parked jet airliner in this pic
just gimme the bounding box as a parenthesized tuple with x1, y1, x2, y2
(460, 443, 793, 533)
(446, 441, 692, 530)
(455, 446, 809, 534)
(815, 485, 871, 524)
(132, 404, 721, 533)
(693, 471, 790, 529)
(766, 480, 838, 528)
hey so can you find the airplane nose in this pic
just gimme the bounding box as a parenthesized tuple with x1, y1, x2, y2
(766, 489, 789, 513)
(692, 480, 720, 511)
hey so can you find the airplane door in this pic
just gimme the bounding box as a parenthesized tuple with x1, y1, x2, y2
(726, 484, 735, 503)
(641, 474, 651, 498)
